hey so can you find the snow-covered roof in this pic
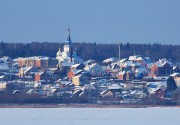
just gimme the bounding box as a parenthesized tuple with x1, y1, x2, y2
(135, 67, 148, 74)
(155, 58, 173, 67)
(122, 61, 140, 67)
(24, 66, 35, 73)
(108, 84, 121, 90)
(71, 64, 80, 68)
(120, 58, 128, 63)
(71, 69, 83, 75)
(1, 56, 13, 63)
(170, 73, 180, 77)
(82, 84, 96, 90)
(136, 57, 144, 61)
(0, 75, 5, 79)
(89, 63, 98, 69)
(129, 55, 145, 62)
(147, 82, 166, 93)
(18, 56, 52, 61)
(103, 57, 118, 63)
(46, 71, 54, 75)
(35, 71, 44, 75)
(41, 57, 49, 60)
(0, 60, 9, 71)
(129, 56, 137, 61)
(27, 89, 38, 94)
(86, 59, 96, 64)
(60, 80, 72, 85)
(84, 63, 100, 71)
(62, 62, 74, 67)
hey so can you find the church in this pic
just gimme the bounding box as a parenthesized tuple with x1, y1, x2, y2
(56, 28, 83, 66)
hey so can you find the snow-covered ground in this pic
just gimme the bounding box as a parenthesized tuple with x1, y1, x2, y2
(0, 108, 179, 125)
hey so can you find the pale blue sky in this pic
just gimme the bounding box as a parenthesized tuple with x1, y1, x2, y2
(0, 0, 180, 44)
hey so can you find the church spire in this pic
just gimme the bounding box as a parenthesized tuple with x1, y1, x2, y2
(65, 28, 72, 45)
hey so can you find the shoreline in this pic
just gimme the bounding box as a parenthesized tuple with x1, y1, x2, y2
(0, 103, 179, 108)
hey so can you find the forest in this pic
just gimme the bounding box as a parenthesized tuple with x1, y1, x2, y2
(0, 41, 179, 63)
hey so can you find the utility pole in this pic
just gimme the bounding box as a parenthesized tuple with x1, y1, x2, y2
(134, 50, 136, 56)
(119, 42, 121, 69)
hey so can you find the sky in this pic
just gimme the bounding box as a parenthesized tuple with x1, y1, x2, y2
(0, 0, 180, 45)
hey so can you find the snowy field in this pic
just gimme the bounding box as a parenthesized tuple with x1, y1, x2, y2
(0, 108, 180, 125)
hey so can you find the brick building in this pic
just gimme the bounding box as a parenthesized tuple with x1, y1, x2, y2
(17, 56, 58, 69)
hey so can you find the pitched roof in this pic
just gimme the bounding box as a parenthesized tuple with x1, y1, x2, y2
(62, 62, 74, 67)
(71, 69, 83, 75)
(82, 84, 96, 90)
(0, 60, 9, 70)
(71, 64, 80, 68)
(108, 84, 122, 90)
(170, 73, 180, 77)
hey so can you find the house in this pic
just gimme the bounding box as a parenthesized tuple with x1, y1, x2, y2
(100, 90, 114, 99)
(84, 63, 104, 77)
(0, 75, 10, 81)
(67, 69, 83, 79)
(103, 57, 118, 64)
(17, 56, 58, 69)
(70, 63, 85, 70)
(26, 89, 39, 95)
(108, 84, 122, 91)
(81, 84, 97, 97)
(0, 82, 7, 90)
(1, 56, 14, 67)
(19, 66, 38, 78)
(117, 69, 134, 80)
(108, 84, 122, 98)
(146, 82, 166, 99)
(130, 90, 147, 99)
(149, 58, 173, 77)
(128, 55, 151, 66)
(85, 59, 97, 65)
(53, 62, 71, 79)
(35, 71, 54, 83)
(72, 74, 90, 86)
(173, 66, 180, 73)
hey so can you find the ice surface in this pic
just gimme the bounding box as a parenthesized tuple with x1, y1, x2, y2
(0, 107, 179, 125)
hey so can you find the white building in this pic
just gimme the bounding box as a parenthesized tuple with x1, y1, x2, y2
(84, 63, 104, 77)
(56, 28, 83, 65)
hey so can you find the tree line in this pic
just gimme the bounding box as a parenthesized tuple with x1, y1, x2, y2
(0, 41, 180, 63)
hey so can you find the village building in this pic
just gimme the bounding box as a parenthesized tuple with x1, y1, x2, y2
(0, 82, 7, 90)
(67, 69, 83, 79)
(146, 82, 166, 99)
(17, 56, 58, 69)
(149, 58, 173, 77)
(35, 71, 55, 83)
(84, 63, 104, 77)
(117, 69, 134, 80)
(19, 66, 38, 78)
(70, 63, 85, 70)
(72, 74, 90, 86)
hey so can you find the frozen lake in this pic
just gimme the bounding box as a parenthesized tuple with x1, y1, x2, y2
(0, 108, 179, 125)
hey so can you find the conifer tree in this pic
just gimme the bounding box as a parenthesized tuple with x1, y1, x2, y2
(166, 76, 177, 92)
